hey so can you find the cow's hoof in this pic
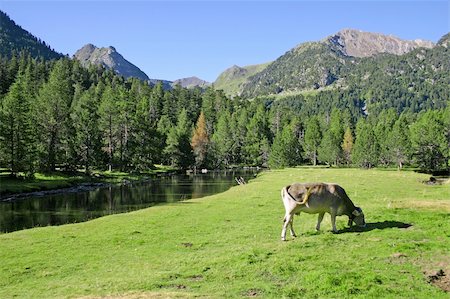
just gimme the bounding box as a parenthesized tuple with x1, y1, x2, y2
(281, 238, 287, 241)
(291, 234, 297, 238)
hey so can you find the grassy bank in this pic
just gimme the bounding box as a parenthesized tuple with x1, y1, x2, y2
(0, 168, 449, 298)
(0, 165, 176, 196)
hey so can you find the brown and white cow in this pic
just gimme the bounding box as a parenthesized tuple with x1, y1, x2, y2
(281, 183, 365, 241)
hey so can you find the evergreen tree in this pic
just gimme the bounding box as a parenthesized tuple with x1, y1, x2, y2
(387, 113, 411, 169)
(71, 85, 101, 173)
(303, 116, 322, 165)
(352, 119, 379, 168)
(0, 69, 37, 176)
(243, 104, 270, 166)
(318, 109, 344, 166)
(410, 110, 447, 172)
(98, 85, 119, 171)
(211, 112, 233, 167)
(35, 59, 73, 171)
(373, 109, 397, 166)
(341, 127, 354, 166)
(164, 109, 193, 169)
(268, 122, 302, 168)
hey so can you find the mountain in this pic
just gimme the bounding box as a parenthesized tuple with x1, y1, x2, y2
(234, 29, 437, 98)
(326, 29, 434, 58)
(0, 10, 63, 60)
(74, 44, 149, 81)
(213, 63, 270, 97)
(172, 76, 210, 89)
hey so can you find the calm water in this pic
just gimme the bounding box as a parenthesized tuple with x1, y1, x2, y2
(0, 170, 257, 233)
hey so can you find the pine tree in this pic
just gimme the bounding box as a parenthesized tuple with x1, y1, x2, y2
(164, 109, 193, 169)
(98, 85, 119, 171)
(303, 116, 322, 166)
(318, 109, 344, 166)
(352, 119, 379, 168)
(268, 123, 302, 168)
(341, 127, 354, 166)
(387, 113, 411, 169)
(0, 69, 37, 176)
(191, 111, 209, 169)
(410, 110, 447, 172)
(243, 104, 270, 166)
(211, 112, 233, 167)
(71, 85, 101, 173)
(35, 59, 73, 171)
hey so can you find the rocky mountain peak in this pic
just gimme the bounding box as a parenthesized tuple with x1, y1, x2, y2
(74, 44, 149, 81)
(326, 28, 434, 57)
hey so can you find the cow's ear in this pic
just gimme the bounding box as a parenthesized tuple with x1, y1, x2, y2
(352, 209, 361, 217)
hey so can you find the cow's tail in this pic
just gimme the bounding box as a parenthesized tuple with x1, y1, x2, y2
(281, 185, 291, 222)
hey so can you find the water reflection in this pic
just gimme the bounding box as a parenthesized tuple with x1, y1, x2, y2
(0, 170, 256, 233)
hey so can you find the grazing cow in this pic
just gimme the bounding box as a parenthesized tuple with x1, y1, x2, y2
(281, 183, 365, 241)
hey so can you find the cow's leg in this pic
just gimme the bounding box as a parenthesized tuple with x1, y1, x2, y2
(281, 213, 292, 241)
(316, 212, 325, 231)
(289, 214, 297, 237)
(330, 211, 338, 233)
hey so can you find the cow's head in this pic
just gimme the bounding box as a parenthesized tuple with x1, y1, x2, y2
(349, 207, 366, 227)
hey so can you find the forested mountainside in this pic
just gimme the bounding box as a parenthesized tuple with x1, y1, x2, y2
(0, 10, 63, 60)
(234, 29, 442, 98)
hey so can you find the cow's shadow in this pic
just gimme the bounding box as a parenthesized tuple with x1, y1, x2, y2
(338, 221, 412, 234)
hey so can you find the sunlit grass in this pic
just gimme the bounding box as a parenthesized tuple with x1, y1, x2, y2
(0, 168, 448, 298)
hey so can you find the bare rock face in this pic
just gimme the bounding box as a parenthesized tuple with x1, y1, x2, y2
(74, 44, 149, 81)
(172, 76, 210, 89)
(326, 29, 434, 57)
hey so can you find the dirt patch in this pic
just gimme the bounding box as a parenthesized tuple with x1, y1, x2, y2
(243, 289, 262, 297)
(425, 269, 450, 292)
(388, 252, 408, 264)
(422, 256, 450, 293)
(181, 242, 193, 247)
(394, 200, 450, 212)
(189, 274, 203, 281)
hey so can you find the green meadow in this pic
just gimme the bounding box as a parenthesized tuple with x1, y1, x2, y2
(0, 168, 449, 298)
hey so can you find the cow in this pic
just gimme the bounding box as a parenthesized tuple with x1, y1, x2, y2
(281, 183, 365, 241)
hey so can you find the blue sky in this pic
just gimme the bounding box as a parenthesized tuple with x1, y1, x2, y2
(1, 1, 448, 82)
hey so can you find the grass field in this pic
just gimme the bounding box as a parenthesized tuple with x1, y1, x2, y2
(0, 168, 449, 298)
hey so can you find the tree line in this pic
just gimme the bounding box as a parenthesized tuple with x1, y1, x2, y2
(0, 52, 449, 177)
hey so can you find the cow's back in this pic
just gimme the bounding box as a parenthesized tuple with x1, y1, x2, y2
(288, 183, 347, 214)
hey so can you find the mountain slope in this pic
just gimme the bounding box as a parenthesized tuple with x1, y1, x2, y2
(74, 44, 149, 81)
(240, 29, 436, 98)
(214, 63, 270, 97)
(0, 10, 63, 60)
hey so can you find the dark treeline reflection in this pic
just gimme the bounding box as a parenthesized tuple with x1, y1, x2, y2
(0, 170, 256, 233)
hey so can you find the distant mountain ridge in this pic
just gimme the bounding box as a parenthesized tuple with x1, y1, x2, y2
(74, 44, 149, 81)
(172, 76, 210, 89)
(0, 10, 63, 60)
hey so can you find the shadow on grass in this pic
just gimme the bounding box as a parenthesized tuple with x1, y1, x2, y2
(338, 221, 412, 234)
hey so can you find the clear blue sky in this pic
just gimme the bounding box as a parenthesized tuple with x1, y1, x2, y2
(1, 1, 448, 82)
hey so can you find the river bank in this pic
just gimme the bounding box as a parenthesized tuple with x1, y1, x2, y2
(0, 165, 177, 199)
